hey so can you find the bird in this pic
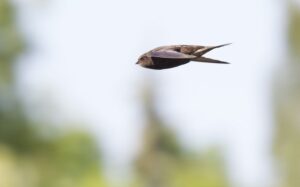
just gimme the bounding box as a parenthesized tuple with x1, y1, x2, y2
(136, 43, 231, 70)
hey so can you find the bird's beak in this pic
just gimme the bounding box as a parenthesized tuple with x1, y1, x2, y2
(136, 61, 139, 64)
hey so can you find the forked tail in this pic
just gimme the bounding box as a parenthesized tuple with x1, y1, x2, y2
(192, 56, 229, 64)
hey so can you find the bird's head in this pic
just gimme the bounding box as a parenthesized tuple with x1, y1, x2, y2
(136, 55, 151, 67)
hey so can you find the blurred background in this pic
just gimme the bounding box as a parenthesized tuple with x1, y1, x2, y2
(0, 0, 299, 187)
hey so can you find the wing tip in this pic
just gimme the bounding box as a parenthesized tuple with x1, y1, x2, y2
(217, 43, 232, 48)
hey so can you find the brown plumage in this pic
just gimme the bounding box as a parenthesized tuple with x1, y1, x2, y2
(136, 43, 231, 70)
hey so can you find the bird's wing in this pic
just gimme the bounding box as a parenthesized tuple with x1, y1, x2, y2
(150, 50, 196, 59)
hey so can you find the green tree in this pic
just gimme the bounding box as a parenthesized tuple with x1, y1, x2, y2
(273, 2, 300, 187)
(0, 0, 23, 85)
(134, 85, 229, 187)
(0, 1, 108, 186)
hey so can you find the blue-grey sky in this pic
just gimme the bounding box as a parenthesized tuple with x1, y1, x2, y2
(14, 0, 285, 186)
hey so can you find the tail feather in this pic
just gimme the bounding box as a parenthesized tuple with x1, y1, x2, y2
(192, 56, 229, 64)
(193, 43, 232, 56)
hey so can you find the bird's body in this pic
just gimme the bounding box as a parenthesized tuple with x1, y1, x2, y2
(136, 43, 231, 70)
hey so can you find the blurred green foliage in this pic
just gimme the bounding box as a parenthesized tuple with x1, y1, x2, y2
(0, 0, 24, 85)
(0, 1, 107, 186)
(134, 87, 229, 187)
(288, 4, 300, 58)
(274, 1, 300, 187)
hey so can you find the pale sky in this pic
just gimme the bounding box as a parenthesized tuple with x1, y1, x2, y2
(13, 0, 286, 187)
